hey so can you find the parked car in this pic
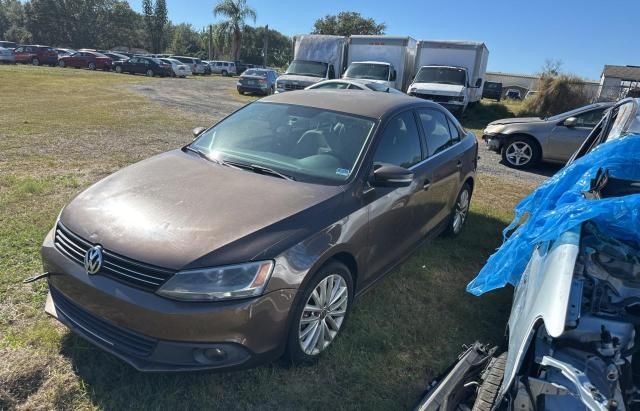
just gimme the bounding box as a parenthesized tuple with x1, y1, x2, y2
(0, 47, 15, 64)
(482, 81, 502, 101)
(524, 90, 538, 100)
(210, 60, 237, 76)
(113, 56, 173, 77)
(58, 51, 112, 71)
(14, 45, 58, 66)
(504, 89, 522, 100)
(305, 79, 404, 94)
(101, 52, 129, 63)
(0, 40, 17, 50)
(40, 91, 477, 372)
(236, 68, 278, 95)
(482, 102, 614, 169)
(171, 56, 206, 75)
(160, 58, 192, 78)
(417, 98, 640, 411)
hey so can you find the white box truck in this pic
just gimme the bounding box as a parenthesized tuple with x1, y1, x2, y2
(408, 40, 489, 115)
(342, 35, 417, 91)
(275, 34, 348, 92)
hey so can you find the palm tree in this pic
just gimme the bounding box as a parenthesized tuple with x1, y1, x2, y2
(213, 0, 256, 61)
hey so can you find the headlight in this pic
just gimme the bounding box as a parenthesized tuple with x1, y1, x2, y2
(484, 124, 506, 134)
(455, 95, 466, 102)
(157, 260, 274, 301)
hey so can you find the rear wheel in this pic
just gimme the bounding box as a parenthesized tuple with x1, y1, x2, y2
(501, 136, 540, 169)
(146, 69, 154, 77)
(221, 70, 227, 76)
(32, 57, 39, 66)
(88, 62, 96, 70)
(285, 261, 353, 364)
(115, 65, 122, 73)
(58, 60, 65, 68)
(472, 352, 507, 411)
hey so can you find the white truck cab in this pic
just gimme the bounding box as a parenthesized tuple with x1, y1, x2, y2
(342, 61, 397, 89)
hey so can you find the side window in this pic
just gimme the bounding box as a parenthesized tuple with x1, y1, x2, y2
(575, 109, 605, 128)
(373, 112, 422, 168)
(418, 109, 453, 156)
(15, 47, 23, 52)
(328, 65, 335, 79)
(447, 118, 461, 142)
(347, 84, 364, 90)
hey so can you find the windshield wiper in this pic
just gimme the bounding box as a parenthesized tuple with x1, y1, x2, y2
(183, 145, 229, 166)
(223, 160, 295, 181)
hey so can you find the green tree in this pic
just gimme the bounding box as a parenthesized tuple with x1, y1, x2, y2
(239, 25, 292, 68)
(170, 23, 202, 55)
(142, 0, 168, 52)
(312, 11, 385, 36)
(213, 0, 256, 61)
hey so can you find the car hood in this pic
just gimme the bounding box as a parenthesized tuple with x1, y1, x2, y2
(411, 82, 465, 95)
(60, 150, 344, 270)
(488, 117, 544, 126)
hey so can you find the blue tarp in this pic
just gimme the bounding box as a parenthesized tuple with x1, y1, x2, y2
(467, 133, 640, 296)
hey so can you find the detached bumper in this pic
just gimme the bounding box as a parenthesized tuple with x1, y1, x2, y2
(41, 229, 296, 372)
(482, 133, 506, 152)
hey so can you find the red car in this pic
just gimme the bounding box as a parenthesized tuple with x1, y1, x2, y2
(58, 51, 112, 70)
(14, 45, 58, 66)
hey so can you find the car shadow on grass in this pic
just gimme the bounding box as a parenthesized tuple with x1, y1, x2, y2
(499, 159, 564, 179)
(59, 210, 513, 411)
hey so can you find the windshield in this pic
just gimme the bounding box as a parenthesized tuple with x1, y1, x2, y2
(546, 105, 603, 121)
(285, 60, 327, 78)
(344, 63, 389, 81)
(243, 69, 266, 77)
(415, 67, 467, 85)
(190, 102, 376, 184)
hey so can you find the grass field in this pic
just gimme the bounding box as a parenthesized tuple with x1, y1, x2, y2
(0, 65, 532, 410)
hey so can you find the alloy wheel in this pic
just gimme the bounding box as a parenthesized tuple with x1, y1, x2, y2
(146, 69, 154, 77)
(58, 60, 65, 68)
(32, 58, 39, 66)
(298, 274, 348, 356)
(88, 62, 96, 70)
(505, 141, 532, 166)
(453, 188, 470, 234)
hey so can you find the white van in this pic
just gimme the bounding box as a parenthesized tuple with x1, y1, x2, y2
(210, 61, 237, 76)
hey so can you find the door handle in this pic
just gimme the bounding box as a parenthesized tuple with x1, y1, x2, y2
(423, 180, 432, 191)
(456, 160, 463, 169)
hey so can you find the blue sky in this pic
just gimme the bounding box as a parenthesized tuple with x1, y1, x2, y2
(129, 0, 639, 80)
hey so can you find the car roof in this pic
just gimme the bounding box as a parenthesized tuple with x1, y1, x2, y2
(261, 89, 428, 118)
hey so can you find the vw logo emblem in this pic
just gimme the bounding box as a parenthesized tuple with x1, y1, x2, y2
(84, 245, 103, 275)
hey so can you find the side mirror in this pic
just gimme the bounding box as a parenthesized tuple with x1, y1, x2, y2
(475, 78, 482, 87)
(563, 117, 577, 127)
(390, 70, 397, 81)
(192, 127, 207, 138)
(371, 164, 414, 188)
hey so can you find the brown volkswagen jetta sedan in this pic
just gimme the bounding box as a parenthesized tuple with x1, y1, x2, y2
(41, 90, 477, 371)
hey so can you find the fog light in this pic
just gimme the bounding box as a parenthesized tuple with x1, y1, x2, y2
(204, 348, 227, 361)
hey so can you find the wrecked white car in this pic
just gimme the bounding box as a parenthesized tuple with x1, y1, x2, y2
(417, 98, 640, 411)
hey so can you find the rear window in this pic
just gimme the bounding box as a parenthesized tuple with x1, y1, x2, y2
(485, 82, 501, 89)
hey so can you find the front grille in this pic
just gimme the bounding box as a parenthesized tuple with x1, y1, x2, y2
(51, 286, 157, 357)
(283, 83, 306, 91)
(54, 223, 175, 291)
(412, 93, 451, 103)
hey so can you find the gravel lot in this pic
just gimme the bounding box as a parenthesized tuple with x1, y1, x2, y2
(127, 76, 561, 186)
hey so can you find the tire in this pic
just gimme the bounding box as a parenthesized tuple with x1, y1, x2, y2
(32, 57, 39, 66)
(115, 65, 122, 73)
(501, 136, 540, 169)
(472, 352, 507, 411)
(58, 60, 65, 68)
(285, 260, 353, 364)
(88, 62, 96, 70)
(221, 70, 227, 76)
(146, 69, 154, 77)
(444, 182, 472, 237)
(238, 89, 244, 95)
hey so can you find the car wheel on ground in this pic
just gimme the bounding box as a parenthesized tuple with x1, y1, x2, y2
(501, 136, 540, 169)
(58, 60, 65, 68)
(472, 352, 507, 411)
(286, 260, 353, 364)
(115, 65, 122, 73)
(88, 62, 96, 70)
(32, 57, 39, 66)
(221, 70, 227, 76)
(445, 182, 472, 236)
(146, 69, 154, 77)
(238, 89, 244, 95)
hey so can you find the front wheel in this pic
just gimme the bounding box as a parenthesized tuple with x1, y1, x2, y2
(58, 60, 65, 68)
(501, 136, 540, 169)
(32, 57, 39, 66)
(88, 62, 96, 70)
(221, 70, 227, 76)
(115, 65, 122, 73)
(444, 182, 472, 236)
(286, 261, 353, 364)
(146, 69, 154, 77)
(472, 352, 507, 411)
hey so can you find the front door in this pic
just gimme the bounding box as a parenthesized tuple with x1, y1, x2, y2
(546, 108, 606, 161)
(365, 110, 426, 281)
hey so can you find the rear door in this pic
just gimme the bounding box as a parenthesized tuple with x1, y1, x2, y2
(414, 108, 464, 233)
(366, 110, 426, 278)
(546, 108, 607, 161)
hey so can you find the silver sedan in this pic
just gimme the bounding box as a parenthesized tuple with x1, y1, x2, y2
(482, 102, 613, 169)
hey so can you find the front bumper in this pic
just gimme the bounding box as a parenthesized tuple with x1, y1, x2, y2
(482, 133, 506, 152)
(41, 229, 296, 372)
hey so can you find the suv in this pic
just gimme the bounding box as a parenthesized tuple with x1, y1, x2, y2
(505, 89, 522, 100)
(0, 40, 17, 50)
(482, 81, 502, 101)
(14, 45, 58, 66)
(210, 60, 237, 76)
(171, 56, 206, 75)
(112, 56, 173, 77)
